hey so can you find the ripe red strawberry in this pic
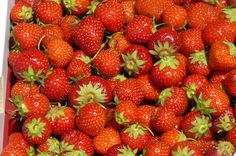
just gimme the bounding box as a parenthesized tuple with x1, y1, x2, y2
(46, 106, 75, 135)
(209, 71, 229, 85)
(114, 78, 144, 105)
(40, 68, 70, 101)
(93, 48, 122, 77)
(121, 45, 153, 77)
(105, 107, 123, 131)
(95, 0, 124, 32)
(187, 2, 220, 30)
(187, 50, 211, 76)
(203, 20, 236, 46)
(37, 137, 60, 155)
(63, 0, 90, 16)
(93, 127, 121, 155)
(60, 129, 94, 155)
(160, 129, 187, 147)
(76, 103, 106, 136)
(120, 123, 152, 151)
(223, 69, 236, 97)
(197, 139, 216, 155)
(114, 101, 138, 126)
(227, 127, 236, 148)
(10, 81, 39, 98)
(174, 116, 184, 130)
(21, 0, 40, 8)
(171, 141, 202, 156)
(205, 141, 235, 156)
(8, 49, 23, 68)
(121, 0, 135, 24)
(162, 5, 187, 29)
(135, 0, 174, 21)
(72, 16, 104, 56)
(151, 54, 187, 89)
(136, 105, 156, 130)
(36, 1, 63, 24)
(107, 74, 127, 97)
(1, 144, 28, 156)
(182, 74, 208, 100)
(71, 50, 90, 61)
(10, 1, 33, 23)
(105, 144, 137, 156)
(180, 29, 205, 57)
(181, 111, 212, 139)
(143, 141, 171, 156)
(22, 116, 52, 145)
(157, 87, 188, 115)
(125, 15, 153, 44)
(152, 106, 177, 132)
(13, 22, 43, 50)
(42, 25, 64, 47)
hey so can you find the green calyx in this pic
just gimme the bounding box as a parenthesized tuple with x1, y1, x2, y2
(111, 74, 127, 81)
(124, 123, 146, 139)
(36, 152, 51, 156)
(86, 1, 100, 15)
(44, 137, 60, 154)
(189, 116, 212, 139)
(149, 41, 176, 57)
(204, 0, 219, 5)
(10, 96, 29, 117)
(121, 50, 146, 75)
(216, 113, 235, 133)
(75, 83, 107, 108)
(26, 146, 35, 156)
(45, 106, 65, 121)
(184, 83, 197, 100)
(223, 8, 236, 23)
(70, 74, 90, 84)
(177, 131, 188, 142)
(25, 118, 46, 138)
(63, 150, 88, 156)
(157, 87, 173, 106)
(223, 40, 236, 56)
(63, 0, 78, 13)
(114, 112, 129, 126)
(189, 50, 208, 65)
(19, 6, 33, 22)
(216, 141, 235, 156)
(172, 146, 195, 156)
(118, 146, 137, 156)
(60, 141, 75, 153)
(194, 93, 216, 116)
(77, 55, 92, 64)
(154, 55, 179, 70)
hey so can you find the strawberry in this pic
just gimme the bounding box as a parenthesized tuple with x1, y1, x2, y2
(40, 68, 70, 101)
(143, 141, 171, 156)
(203, 20, 236, 46)
(42, 25, 64, 47)
(171, 141, 202, 156)
(182, 74, 208, 100)
(22, 116, 52, 145)
(60, 129, 94, 155)
(46, 106, 75, 135)
(8, 49, 23, 68)
(76, 103, 106, 136)
(105, 107, 123, 131)
(71, 50, 90, 61)
(93, 127, 121, 155)
(137, 74, 160, 101)
(108, 32, 132, 55)
(121, 0, 135, 24)
(162, 5, 187, 29)
(37, 137, 60, 155)
(152, 106, 177, 132)
(59, 150, 89, 155)
(187, 2, 220, 30)
(121, 45, 153, 77)
(105, 144, 137, 156)
(205, 141, 235, 156)
(197, 139, 215, 155)
(10, 81, 39, 98)
(21, 0, 40, 8)
(95, 0, 124, 32)
(187, 50, 211, 76)
(223, 69, 236, 97)
(180, 29, 205, 57)
(209, 71, 229, 85)
(107, 74, 127, 97)
(135, 0, 174, 21)
(93, 48, 122, 77)
(1, 144, 28, 156)
(227, 127, 236, 148)
(125, 15, 153, 44)
(13, 22, 43, 50)
(36, 1, 63, 24)
(63, 0, 90, 16)
(120, 123, 152, 151)
(136, 105, 156, 130)
(160, 130, 187, 147)
(174, 116, 184, 130)
(150, 54, 187, 89)
(10, 1, 33, 23)
(114, 78, 144, 105)
(114, 101, 138, 126)
(157, 87, 188, 115)
(209, 41, 236, 72)
(181, 111, 212, 139)
(72, 16, 104, 56)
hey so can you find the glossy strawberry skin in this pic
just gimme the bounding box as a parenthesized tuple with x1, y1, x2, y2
(8, 50, 23, 68)
(223, 70, 236, 97)
(8, 132, 31, 149)
(121, 0, 135, 24)
(227, 127, 236, 148)
(10, 81, 39, 98)
(136, 105, 156, 130)
(105, 144, 131, 156)
(42, 25, 64, 47)
(64, 0, 90, 16)
(72, 16, 105, 56)
(160, 129, 185, 147)
(1, 144, 28, 156)
(10, 1, 32, 23)
(171, 141, 202, 156)
(144, 141, 171, 156)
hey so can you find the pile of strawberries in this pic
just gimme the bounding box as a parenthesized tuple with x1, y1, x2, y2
(2, 0, 236, 155)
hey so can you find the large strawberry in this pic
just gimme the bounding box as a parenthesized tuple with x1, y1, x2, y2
(171, 141, 202, 156)
(8, 49, 23, 68)
(60, 129, 94, 155)
(136, 105, 156, 130)
(121, 0, 135, 24)
(121, 44, 153, 77)
(63, 0, 90, 16)
(143, 141, 171, 156)
(22, 116, 52, 145)
(223, 69, 236, 97)
(13, 22, 43, 50)
(105, 144, 137, 156)
(10, 1, 33, 23)
(76, 103, 106, 136)
(46, 106, 75, 135)
(205, 141, 235, 156)
(10, 81, 39, 98)
(72, 16, 104, 56)
(94, 0, 124, 32)
(37, 137, 60, 155)
(93, 127, 121, 155)
(41, 25, 64, 47)
(160, 129, 187, 147)
(1, 145, 28, 156)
